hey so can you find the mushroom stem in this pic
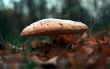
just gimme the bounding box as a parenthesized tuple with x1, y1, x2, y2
(49, 35, 65, 55)
(59, 34, 78, 44)
(49, 35, 60, 44)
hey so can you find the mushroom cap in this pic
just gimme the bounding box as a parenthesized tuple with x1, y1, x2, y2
(21, 18, 88, 36)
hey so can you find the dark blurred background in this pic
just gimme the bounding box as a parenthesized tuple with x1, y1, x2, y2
(0, 0, 110, 45)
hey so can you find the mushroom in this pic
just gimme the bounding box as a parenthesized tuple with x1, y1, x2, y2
(21, 18, 88, 42)
(21, 18, 88, 59)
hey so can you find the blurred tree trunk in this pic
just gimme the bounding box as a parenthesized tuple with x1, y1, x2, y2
(0, 0, 5, 10)
(26, 0, 37, 22)
(0, 33, 4, 43)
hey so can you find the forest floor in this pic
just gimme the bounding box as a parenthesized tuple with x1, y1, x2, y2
(0, 28, 110, 69)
